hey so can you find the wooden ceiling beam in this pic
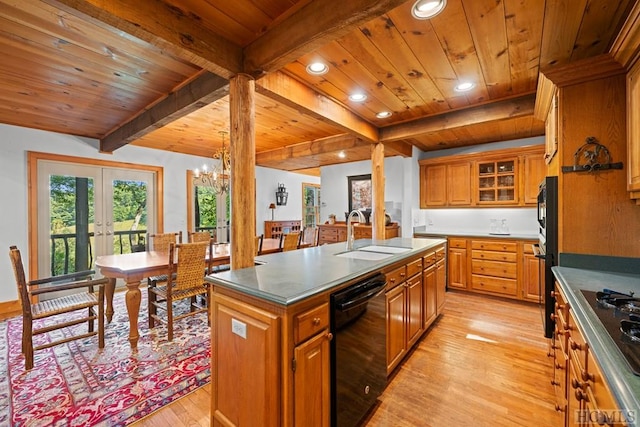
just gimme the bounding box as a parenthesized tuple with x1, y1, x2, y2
(41, 0, 243, 78)
(256, 71, 379, 142)
(101, 72, 229, 153)
(244, 0, 408, 76)
(380, 94, 537, 142)
(383, 140, 413, 157)
(256, 134, 370, 164)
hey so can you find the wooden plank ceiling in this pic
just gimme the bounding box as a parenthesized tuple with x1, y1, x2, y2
(0, 0, 636, 175)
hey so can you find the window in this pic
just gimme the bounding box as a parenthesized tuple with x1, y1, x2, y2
(302, 183, 321, 227)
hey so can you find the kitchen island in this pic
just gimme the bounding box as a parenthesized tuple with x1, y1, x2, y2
(205, 237, 445, 427)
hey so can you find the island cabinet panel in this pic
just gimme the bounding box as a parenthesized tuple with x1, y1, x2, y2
(211, 293, 281, 427)
(435, 247, 446, 314)
(423, 262, 438, 329)
(294, 331, 331, 427)
(385, 283, 407, 374)
(406, 273, 424, 349)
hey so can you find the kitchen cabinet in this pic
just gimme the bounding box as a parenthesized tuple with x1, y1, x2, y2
(627, 58, 640, 204)
(549, 283, 623, 427)
(477, 159, 517, 205)
(447, 238, 468, 290)
(422, 243, 446, 328)
(317, 222, 399, 245)
(545, 91, 559, 164)
(471, 240, 518, 297)
(435, 246, 446, 314)
(420, 162, 472, 207)
(419, 145, 544, 208)
(264, 220, 301, 239)
(522, 242, 541, 302)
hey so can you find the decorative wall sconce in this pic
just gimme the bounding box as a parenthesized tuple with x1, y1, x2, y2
(269, 203, 276, 220)
(275, 183, 288, 206)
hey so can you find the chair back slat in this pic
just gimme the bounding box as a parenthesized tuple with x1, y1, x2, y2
(303, 226, 318, 247)
(170, 242, 208, 291)
(148, 232, 182, 254)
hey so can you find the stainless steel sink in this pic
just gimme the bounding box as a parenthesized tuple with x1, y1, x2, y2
(356, 245, 412, 254)
(334, 251, 394, 261)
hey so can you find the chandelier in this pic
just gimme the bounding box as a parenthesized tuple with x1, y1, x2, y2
(194, 130, 230, 194)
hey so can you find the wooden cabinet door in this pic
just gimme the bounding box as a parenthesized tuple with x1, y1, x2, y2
(423, 264, 437, 329)
(447, 162, 472, 205)
(628, 59, 640, 201)
(421, 164, 447, 207)
(522, 154, 546, 205)
(448, 247, 467, 289)
(294, 331, 331, 427)
(211, 293, 281, 427)
(406, 273, 423, 348)
(545, 92, 558, 164)
(522, 251, 541, 302)
(386, 284, 407, 373)
(436, 259, 446, 315)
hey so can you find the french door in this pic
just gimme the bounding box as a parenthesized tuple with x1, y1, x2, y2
(36, 159, 157, 278)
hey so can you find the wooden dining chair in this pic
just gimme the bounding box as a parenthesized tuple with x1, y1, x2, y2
(280, 232, 301, 252)
(255, 234, 264, 256)
(188, 230, 211, 243)
(302, 226, 319, 247)
(9, 245, 107, 370)
(146, 232, 183, 323)
(148, 241, 209, 341)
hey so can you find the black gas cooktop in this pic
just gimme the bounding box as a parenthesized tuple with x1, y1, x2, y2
(581, 289, 640, 376)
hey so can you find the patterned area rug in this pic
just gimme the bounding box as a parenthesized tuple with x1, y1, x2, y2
(0, 291, 211, 426)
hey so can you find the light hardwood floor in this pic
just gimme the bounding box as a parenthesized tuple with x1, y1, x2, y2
(131, 290, 562, 427)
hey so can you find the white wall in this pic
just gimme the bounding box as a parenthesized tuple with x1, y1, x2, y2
(0, 123, 317, 303)
(255, 166, 320, 235)
(320, 155, 415, 237)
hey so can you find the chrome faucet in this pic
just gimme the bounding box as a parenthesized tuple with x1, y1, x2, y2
(346, 209, 366, 251)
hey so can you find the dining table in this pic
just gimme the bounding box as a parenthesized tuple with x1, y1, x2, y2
(94, 237, 309, 348)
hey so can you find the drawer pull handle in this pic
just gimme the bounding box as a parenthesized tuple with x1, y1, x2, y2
(326, 332, 333, 342)
(313, 317, 321, 326)
(570, 340, 582, 351)
(581, 369, 595, 382)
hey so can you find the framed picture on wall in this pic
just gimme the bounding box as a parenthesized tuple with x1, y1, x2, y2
(348, 174, 372, 213)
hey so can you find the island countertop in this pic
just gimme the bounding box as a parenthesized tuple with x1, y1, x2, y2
(205, 237, 445, 306)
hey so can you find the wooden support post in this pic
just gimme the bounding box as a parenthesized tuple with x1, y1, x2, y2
(229, 74, 256, 270)
(371, 142, 385, 240)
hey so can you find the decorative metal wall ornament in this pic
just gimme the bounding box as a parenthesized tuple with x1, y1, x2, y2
(561, 136, 623, 173)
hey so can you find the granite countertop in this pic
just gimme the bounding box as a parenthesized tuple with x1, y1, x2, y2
(205, 237, 445, 306)
(413, 230, 538, 240)
(552, 266, 640, 423)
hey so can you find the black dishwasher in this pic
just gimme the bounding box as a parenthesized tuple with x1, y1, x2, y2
(331, 273, 387, 427)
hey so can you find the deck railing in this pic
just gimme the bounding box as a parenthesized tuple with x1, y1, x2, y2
(50, 229, 146, 275)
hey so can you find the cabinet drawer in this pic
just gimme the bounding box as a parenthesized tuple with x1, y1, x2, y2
(294, 303, 329, 344)
(471, 275, 517, 296)
(320, 228, 338, 238)
(435, 247, 445, 260)
(423, 251, 436, 267)
(471, 240, 517, 252)
(448, 238, 467, 249)
(471, 259, 517, 279)
(471, 250, 517, 262)
(407, 258, 423, 278)
(386, 266, 407, 290)
(523, 241, 536, 254)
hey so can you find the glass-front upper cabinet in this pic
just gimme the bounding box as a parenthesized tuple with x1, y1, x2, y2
(478, 159, 517, 204)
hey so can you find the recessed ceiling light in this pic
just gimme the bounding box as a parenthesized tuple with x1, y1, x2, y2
(411, 0, 447, 19)
(306, 62, 328, 75)
(338, 151, 346, 159)
(348, 93, 367, 102)
(454, 82, 475, 92)
(376, 111, 392, 119)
